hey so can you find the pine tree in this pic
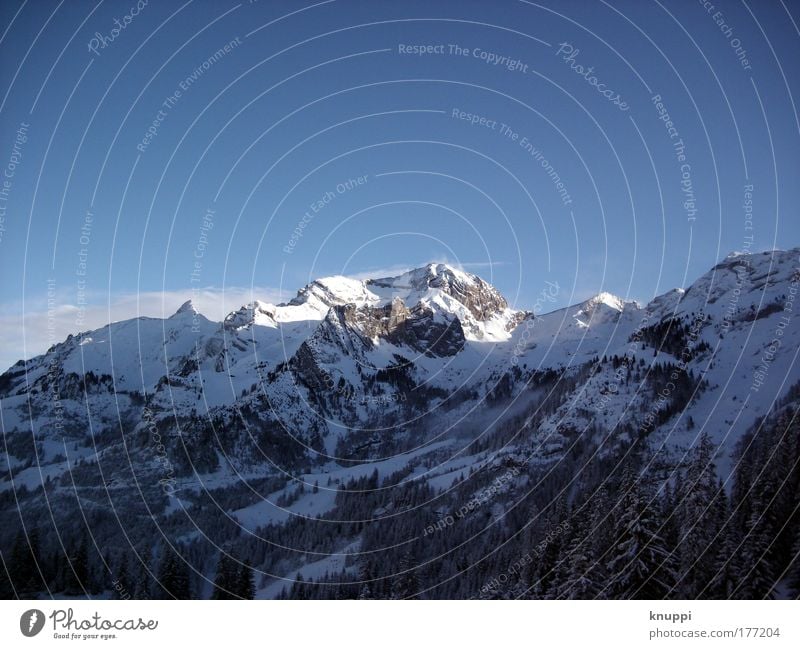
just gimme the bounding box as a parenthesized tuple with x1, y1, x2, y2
(534, 500, 568, 598)
(706, 490, 739, 599)
(7, 533, 28, 596)
(391, 552, 420, 599)
(658, 481, 680, 568)
(25, 528, 44, 593)
(734, 510, 776, 599)
(133, 547, 153, 599)
(787, 526, 800, 598)
(587, 484, 614, 577)
(156, 545, 191, 599)
(238, 563, 255, 599)
(112, 553, 130, 600)
(8, 530, 43, 596)
(557, 519, 600, 599)
(290, 573, 308, 599)
(210, 552, 255, 599)
(605, 471, 675, 599)
(676, 433, 723, 597)
(63, 538, 89, 596)
(357, 561, 375, 599)
(211, 552, 238, 599)
(728, 406, 800, 598)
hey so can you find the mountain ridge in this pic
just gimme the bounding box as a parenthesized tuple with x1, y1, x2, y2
(2, 248, 796, 464)
(1, 247, 798, 599)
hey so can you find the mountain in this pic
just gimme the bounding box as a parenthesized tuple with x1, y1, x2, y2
(1, 251, 798, 599)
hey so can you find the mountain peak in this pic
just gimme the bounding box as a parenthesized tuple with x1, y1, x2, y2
(278, 263, 513, 339)
(172, 299, 199, 317)
(422, 261, 472, 280)
(368, 262, 476, 288)
(288, 275, 375, 310)
(224, 300, 276, 329)
(583, 292, 628, 312)
(366, 263, 508, 322)
(570, 291, 633, 329)
(286, 263, 489, 311)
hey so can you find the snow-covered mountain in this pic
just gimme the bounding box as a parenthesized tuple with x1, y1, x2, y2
(1, 251, 798, 598)
(2, 253, 798, 473)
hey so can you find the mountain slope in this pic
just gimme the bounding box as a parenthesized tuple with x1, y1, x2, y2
(1, 250, 798, 598)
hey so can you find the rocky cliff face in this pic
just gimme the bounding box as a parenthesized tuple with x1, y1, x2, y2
(366, 263, 510, 320)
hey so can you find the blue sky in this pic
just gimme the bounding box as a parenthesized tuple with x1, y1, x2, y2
(0, 0, 798, 369)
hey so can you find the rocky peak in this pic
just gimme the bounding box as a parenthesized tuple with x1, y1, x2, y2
(172, 299, 199, 317)
(288, 276, 374, 310)
(572, 292, 631, 328)
(367, 263, 509, 321)
(223, 301, 276, 329)
(282, 263, 512, 327)
(303, 296, 465, 361)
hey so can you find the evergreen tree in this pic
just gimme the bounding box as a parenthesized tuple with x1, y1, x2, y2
(8, 530, 44, 596)
(605, 471, 675, 598)
(63, 538, 89, 596)
(533, 500, 568, 598)
(587, 485, 614, 576)
(357, 561, 375, 599)
(156, 545, 192, 599)
(211, 552, 239, 599)
(112, 553, 130, 600)
(290, 573, 308, 599)
(676, 433, 724, 597)
(211, 552, 254, 599)
(391, 552, 420, 599)
(133, 547, 153, 599)
(728, 405, 800, 598)
(556, 517, 600, 599)
(706, 490, 739, 599)
(25, 528, 44, 593)
(787, 526, 800, 598)
(733, 510, 776, 599)
(238, 563, 255, 600)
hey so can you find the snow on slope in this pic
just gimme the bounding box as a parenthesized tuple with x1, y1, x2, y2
(1, 250, 798, 495)
(517, 249, 800, 477)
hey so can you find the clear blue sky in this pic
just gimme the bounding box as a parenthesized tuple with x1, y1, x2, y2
(0, 0, 798, 367)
